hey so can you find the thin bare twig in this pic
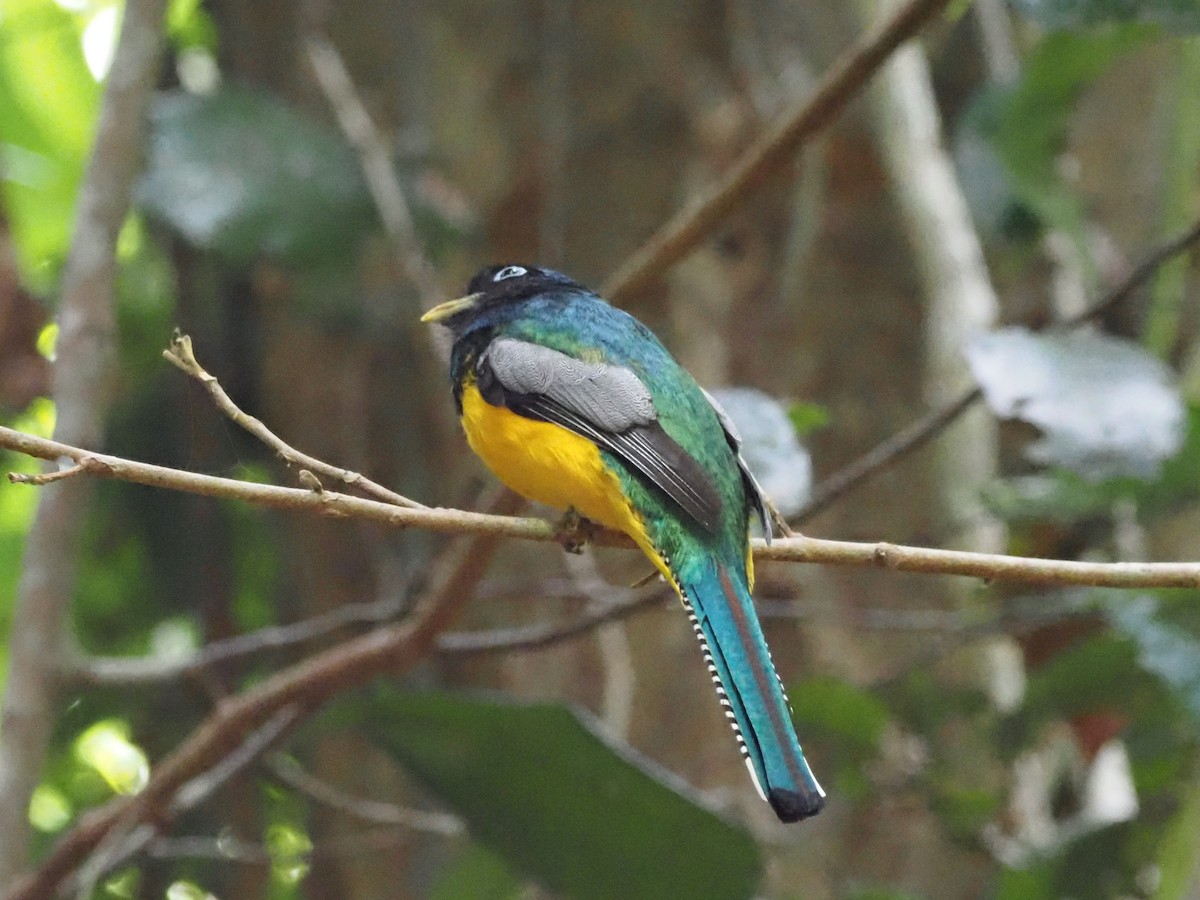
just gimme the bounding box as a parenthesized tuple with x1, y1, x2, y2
(1063, 214, 1200, 328)
(601, 0, 955, 303)
(792, 209, 1200, 526)
(164, 332, 425, 509)
(70, 590, 410, 687)
(77, 580, 667, 686)
(795, 388, 982, 525)
(144, 826, 425, 863)
(303, 34, 445, 314)
(266, 756, 463, 836)
(0, 423, 564, 544)
(0, 0, 167, 884)
(73, 579, 663, 687)
(7, 463, 86, 486)
(437, 590, 669, 656)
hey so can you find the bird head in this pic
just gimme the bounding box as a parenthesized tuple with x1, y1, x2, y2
(421, 264, 579, 335)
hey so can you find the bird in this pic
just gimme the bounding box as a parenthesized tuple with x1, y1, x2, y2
(422, 263, 825, 822)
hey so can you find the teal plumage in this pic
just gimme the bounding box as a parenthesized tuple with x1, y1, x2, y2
(424, 264, 825, 822)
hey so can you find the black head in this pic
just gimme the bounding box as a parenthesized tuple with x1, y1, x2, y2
(422, 264, 581, 335)
(466, 264, 581, 304)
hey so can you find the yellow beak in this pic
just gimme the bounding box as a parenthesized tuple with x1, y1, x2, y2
(421, 293, 483, 323)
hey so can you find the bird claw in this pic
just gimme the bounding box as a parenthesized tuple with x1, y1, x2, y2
(554, 508, 597, 554)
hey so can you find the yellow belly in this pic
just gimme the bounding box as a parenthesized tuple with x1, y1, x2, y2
(460, 382, 674, 583)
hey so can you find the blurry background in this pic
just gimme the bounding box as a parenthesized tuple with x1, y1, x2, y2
(3, 0, 1200, 897)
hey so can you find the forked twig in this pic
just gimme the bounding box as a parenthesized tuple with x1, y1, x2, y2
(164, 331, 425, 509)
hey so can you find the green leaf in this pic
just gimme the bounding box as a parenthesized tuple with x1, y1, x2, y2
(990, 28, 1148, 242)
(365, 690, 762, 900)
(166, 0, 218, 52)
(137, 85, 377, 268)
(846, 888, 928, 900)
(0, 0, 101, 284)
(995, 860, 1057, 900)
(1106, 595, 1200, 722)
(787, 402, 830, 437)
(1022, 630, 1143, 719)
(1154, 768, 1200, 900)
(789, 676, 888, 752)
(430, 845, 522, 900)
(1011, 0, 1200, 31)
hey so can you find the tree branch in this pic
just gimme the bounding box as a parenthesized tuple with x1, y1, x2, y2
(792, 208, 1200, 526)
(437, 590, 670, 656)
(600, 0, 955, 303)
(164, 331, 425, 508)
(303, 33, 446, 315)
(70, 706, 301, 897)
(0, 0, 166, 885)
(68, 589, 410, 687)
(4, 424, 1200, 589)
(266, 755, 463, 836)
(0, 424, 574, 543)
(6, 492, 518, 900)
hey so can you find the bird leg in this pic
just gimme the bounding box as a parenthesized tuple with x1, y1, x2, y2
(553, 507, 598, 555)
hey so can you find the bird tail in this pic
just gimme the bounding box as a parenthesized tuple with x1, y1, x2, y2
(678, 559, 825, 822)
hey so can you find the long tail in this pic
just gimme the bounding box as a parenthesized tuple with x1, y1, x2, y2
(678, 558, 825, 822)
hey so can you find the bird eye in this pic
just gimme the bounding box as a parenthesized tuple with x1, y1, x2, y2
(493, 265, 527, 282)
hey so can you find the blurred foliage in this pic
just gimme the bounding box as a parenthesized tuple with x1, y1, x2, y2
(1, 0, 1200, 897)
(429, 845, 522, 900)
(789, 676, 889, 800)
(787, 400, 831, 437)
(0, 0, 101, 288)
(137, 85, 377, 270)
(957, 27, 1149, 251)
(1011, 0, 1200, 30)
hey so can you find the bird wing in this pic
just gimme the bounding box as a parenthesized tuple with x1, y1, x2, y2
(701, 389, 773, 543)
(479, 337, 723, 532)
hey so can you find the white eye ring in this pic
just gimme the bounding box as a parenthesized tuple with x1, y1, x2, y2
(494, 265, 527, 282)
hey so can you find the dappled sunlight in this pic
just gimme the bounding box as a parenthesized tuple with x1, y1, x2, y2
(73, 719, 149, 796)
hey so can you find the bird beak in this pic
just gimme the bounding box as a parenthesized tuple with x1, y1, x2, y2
(421, 293, 483, 323)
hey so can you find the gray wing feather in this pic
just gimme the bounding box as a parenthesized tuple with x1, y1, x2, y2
(487, 338, 656, 433)
(481, 337, 722, 531)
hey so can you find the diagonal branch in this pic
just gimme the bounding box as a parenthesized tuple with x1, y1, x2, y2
(437, 590, 670, 656)
(601, 0, 955, 303)
(303, 33, 445, 315)
(69, 590, 410, 687)
(792, 209, 1200, 525)
(6, 491, 519, 900)
(164, 331, 426, 508)
(69, 706, 301, 897)
(266, 755, 462, 836)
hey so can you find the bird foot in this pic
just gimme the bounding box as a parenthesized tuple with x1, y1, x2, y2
(554, 508, 597, 555)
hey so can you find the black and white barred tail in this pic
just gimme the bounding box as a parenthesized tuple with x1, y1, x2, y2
(674, 559, 825, 822)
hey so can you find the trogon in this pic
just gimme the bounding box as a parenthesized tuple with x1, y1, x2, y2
(423, 263, 825, 822)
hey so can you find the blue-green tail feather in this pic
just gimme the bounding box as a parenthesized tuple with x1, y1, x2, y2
(678, 558, 824, 822)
